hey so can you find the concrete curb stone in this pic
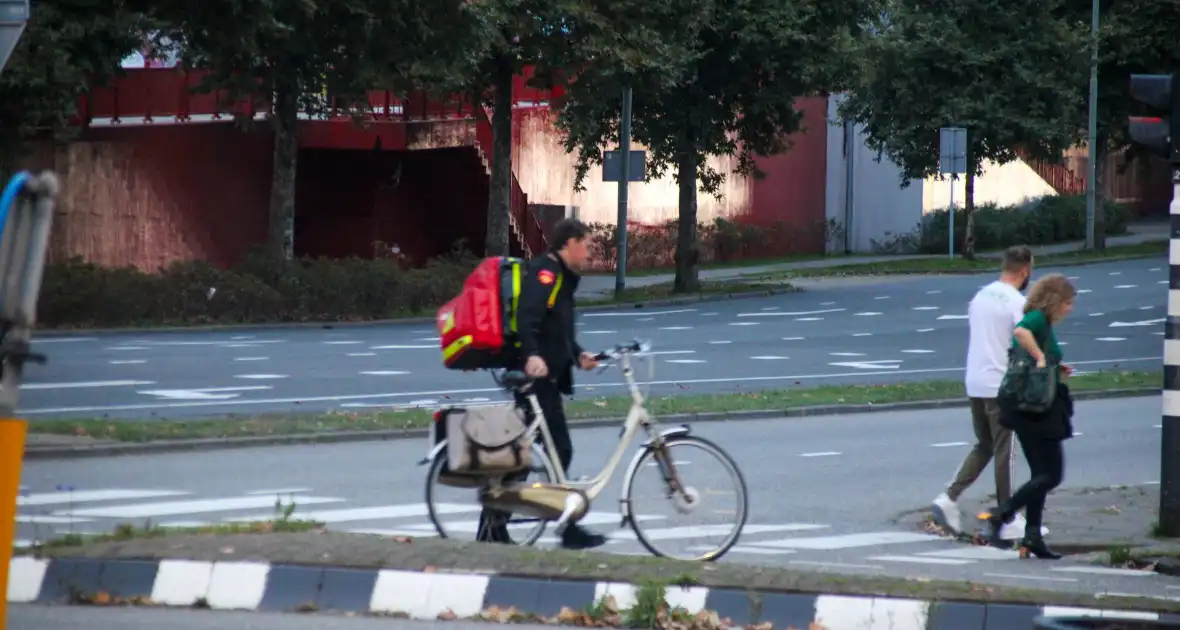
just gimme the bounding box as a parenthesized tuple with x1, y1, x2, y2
(7, 557, 1174, 627)
(21, 387, 1158, 461)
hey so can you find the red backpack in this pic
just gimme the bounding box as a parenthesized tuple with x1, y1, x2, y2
(437, 256, 563, 370)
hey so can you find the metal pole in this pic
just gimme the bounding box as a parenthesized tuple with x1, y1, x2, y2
(1161, 167, 1180, 536)
(1084, 0, 1099, 249)
(614, 87, 633, 298)
(948, 178, 956, 259)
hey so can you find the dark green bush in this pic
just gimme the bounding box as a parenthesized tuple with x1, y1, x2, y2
(38, 245, 481, 329)
(916, 194, 1130, 254)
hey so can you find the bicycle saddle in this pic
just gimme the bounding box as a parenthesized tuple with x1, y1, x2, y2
(500, 370, 534, 389)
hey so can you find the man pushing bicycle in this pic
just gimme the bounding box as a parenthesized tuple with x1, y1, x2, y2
(476, 218, 608, 550)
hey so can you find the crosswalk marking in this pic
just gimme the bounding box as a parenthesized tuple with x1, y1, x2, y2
(18, 489, 190, 507)
(612, 523, 823, 542)
(868, 555, 973, 565)
(59, 495, 343, 519)
(750, 531, 939, 550)
(226, 502, 480, 524)
(10, 487, 1043, 568)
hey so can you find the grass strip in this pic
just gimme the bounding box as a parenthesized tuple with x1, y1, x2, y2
(27, 370, 1157, 443)
(752, 241, 1166, 281)
(41, 531, 1180, 612)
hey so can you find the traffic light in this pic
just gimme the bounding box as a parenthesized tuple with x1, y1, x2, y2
(1128, 73, 1180, 163)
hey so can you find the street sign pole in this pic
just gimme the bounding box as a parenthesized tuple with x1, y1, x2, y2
(0, 0, 30, 76)
(1084, 0, 1099, 250)
(1161, 167, 1180, 535)
(939, 127, 967, 259)
(615, 88, 633, 298)
(0, 171, 56, 630)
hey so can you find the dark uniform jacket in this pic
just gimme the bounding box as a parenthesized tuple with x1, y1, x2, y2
(515, 252, 583, 395)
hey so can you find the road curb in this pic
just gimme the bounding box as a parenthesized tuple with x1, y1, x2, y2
(22, 387, 1158, 460)
(34, 288, 799, 337)
(7, 556, 1173, 622)
(770, 250, 1167, 282)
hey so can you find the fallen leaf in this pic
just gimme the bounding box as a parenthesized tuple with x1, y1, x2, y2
(438, 610, 458, 621)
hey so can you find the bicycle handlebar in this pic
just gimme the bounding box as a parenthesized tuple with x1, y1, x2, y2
(592, 339, 650, 362)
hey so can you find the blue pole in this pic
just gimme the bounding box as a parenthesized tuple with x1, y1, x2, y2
(0, 172, 31, 242)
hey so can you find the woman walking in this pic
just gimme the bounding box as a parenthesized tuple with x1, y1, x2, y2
(978, 273, 1077, 559)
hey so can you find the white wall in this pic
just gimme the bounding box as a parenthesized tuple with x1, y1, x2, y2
(824, 94, 924, 253)
(922, 159, 1057, 212)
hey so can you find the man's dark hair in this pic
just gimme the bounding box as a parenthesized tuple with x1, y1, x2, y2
(549, 218, 590, 252)
(1001, 245, 1033, 273)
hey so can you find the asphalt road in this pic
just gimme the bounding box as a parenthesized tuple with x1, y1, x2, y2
(16, 396, 1177, 598)
(19, 257, 1167, 419)
(9, 605, 541, 630)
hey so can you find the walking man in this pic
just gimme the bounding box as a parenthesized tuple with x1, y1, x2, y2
(932, 245, 1035, 540)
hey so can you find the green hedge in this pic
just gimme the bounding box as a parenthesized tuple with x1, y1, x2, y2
(913, 194, 1131, 254)
(38, 247, 480, 329)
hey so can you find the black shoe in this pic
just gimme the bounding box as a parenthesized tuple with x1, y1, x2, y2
(1019, 536, 1062, 560)
(975, 507, 1010, 545)
(559, 524, 607, 550)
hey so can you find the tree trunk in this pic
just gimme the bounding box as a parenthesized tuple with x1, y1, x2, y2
(484, 54, 514, 258)
(268, 81, 298, 261)
(1092, 134, 1108, 250)
(962, 158, 977, 260)
(673, 133, 700, 293)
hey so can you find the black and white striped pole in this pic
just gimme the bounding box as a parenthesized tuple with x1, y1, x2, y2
(1123, 74, 1180, 535)
(1127, 73, 1180, 534)
(1163, 167, 1180, 535)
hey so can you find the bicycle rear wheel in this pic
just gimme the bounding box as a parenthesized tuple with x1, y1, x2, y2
(623, 435, 748, 561)
(424, 440, 557, 546)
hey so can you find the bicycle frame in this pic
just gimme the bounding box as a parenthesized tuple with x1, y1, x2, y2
(420, 348, 687, 503)
(521, 351, 652, 500)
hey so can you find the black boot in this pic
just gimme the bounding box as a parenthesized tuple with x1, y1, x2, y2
(559, 523, 607, 550)
(1019, 536, 1061, 560)
(975, 507, 1011, 545)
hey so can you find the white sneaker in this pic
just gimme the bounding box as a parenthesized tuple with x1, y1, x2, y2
(999, 515, 1050, 540)
(931, 493, 962, 534)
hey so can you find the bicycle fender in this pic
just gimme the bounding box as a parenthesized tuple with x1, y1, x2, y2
(418, 440, 448, 466)
(619, 425, 693, 510)
(639, 424, 691, 448)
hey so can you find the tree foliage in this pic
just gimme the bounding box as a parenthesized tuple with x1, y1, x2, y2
(453, 0, 705, 256)
(557, 0, 880, 290)
(837, 0, 1089, 258)
(0, 0, 148, 171)
(149, 0, 484, 260)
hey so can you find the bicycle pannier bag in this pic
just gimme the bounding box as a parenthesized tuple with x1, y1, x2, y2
(446, 404, 533, 475)
(437, 256, 562, 371)
(998, 346, 1058, 413)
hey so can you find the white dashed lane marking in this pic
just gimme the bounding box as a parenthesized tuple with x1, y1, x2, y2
(931, 442, 968, 448)
(233, 357, 268, 362)
(361, 371, 409, 376)
(708, 341, 731, 345)
(782, 337, 804, 341)
(852, 333, 872, 337)
(1077, 289, 1092, 294)
(912, 306, 939, 311)
(917, 328, 935, 332)
(1114, 285, 1138, 289)
(829, 352, 865, 357)
(348, 352, 377, 357)
(854, 312, 882, 317)
(660, 326, 693, 330)
(751, 356, 789, 360)
(799, 451, 841, 458)
(109, 360, 146, 365)
(936, 315, 967, 320)
(666, 359, 707, 364)
(729, 322, 759, 326)
(795, 317, 823, 322)
(234, 374, 289, 380)
(323, 341, 363, 345)
(901, 349, 935, 354)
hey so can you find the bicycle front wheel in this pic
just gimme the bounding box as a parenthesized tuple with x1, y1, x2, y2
(623, 435, 748, 561)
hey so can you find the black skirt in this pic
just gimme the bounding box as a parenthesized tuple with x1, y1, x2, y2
(999, 383, 1074, 442)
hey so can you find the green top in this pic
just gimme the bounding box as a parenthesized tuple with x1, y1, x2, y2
(1013, 309, 1063, 363)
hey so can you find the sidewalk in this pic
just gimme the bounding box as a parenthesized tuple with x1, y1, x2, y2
(576, 222, 1168, 299)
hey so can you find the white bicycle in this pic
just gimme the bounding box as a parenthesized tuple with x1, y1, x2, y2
(419, 340, 749, 561)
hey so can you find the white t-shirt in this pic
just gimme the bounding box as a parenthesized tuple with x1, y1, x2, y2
(964, 280, 1026, 398)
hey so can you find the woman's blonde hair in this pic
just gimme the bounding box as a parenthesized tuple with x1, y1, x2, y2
(1024, 273, 1077, 321)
